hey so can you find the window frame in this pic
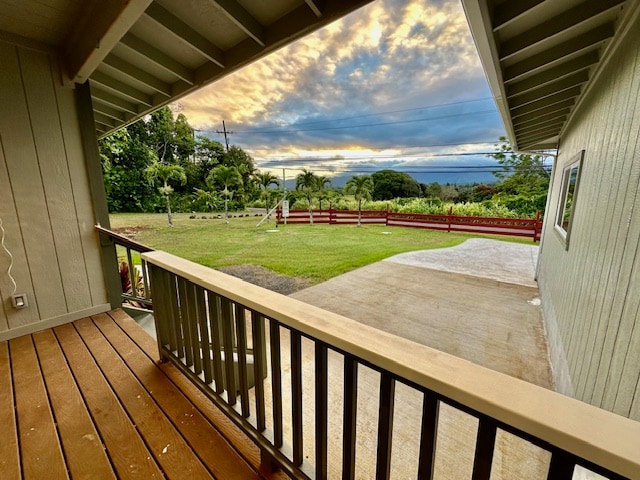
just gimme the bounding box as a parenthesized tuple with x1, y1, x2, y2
(554, 150, 584, 249)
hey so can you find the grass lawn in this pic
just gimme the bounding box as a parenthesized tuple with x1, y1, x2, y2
(110, 212, 535, 284)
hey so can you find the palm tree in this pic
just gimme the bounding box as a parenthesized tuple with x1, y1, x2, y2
(144, 161, 187, 227)
(315, 175, 331, 211)
(207, 165, 242, 223)
(254, 171, 280, 214)
(295, 169, 318, 225)
(344, 175, 374, 227)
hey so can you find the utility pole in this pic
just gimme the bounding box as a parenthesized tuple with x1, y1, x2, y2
(216, 120, 234, 152)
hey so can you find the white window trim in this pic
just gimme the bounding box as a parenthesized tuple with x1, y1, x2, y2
(554, 150, 584, 250)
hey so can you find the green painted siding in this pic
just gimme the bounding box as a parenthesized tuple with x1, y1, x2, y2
(539, 14, 640, 420)
(0, 41, 109, 339)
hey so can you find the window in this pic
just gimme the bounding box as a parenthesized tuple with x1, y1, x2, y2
(555, 150, 584, 248)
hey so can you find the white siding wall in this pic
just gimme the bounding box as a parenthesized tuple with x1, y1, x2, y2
(0, 41, 109, 340)
(539, 17, 640, 420)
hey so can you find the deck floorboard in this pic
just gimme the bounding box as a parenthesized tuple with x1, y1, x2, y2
(0, 310, 268, 480)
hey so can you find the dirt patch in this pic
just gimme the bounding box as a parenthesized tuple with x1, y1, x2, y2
(112, 226, 151, 238)
(217, 265, 312, 295)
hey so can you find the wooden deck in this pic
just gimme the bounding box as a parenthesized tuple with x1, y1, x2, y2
(0, 309, 286, 480)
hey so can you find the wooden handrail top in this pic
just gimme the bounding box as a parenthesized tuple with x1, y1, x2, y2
(143, 250, 640, 478)
(95, 225, 154, 253)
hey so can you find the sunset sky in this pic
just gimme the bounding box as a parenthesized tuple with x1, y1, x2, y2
(178, 0, 507, 185)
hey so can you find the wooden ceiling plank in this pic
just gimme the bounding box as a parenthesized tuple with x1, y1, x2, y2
(92, 89, 139, 115)
(493, 0, 546, 31)
(92, 102, 127, 122)
(514, 109, 570, 129)
(515, 120, 566, 136)
(208, 0, 265, 47)
(499, 0, 625, 60)
(64, 0, 153, 83)
(512, 93, 578, 118)
(91, 71, 152, 106)
(504, 24, 615, 82)
(119, 33, 194, 85)
(508, 71, 589, 107)
(144, 3, 225, 68)
(102, 54, 171, 97)
(517, 126, 562, 144)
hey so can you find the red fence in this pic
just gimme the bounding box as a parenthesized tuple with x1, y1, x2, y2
(276, 206, 543, 242)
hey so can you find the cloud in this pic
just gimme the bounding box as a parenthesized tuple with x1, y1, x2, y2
(178, 0, 505, 182)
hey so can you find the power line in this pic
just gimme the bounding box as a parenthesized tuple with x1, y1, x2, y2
(228, 97, 495, 133)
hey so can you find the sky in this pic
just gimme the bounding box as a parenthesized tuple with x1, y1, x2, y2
(177, 0, 508, 186)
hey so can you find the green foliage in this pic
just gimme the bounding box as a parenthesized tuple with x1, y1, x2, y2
(207, 165, 243, 222)
(371, 170, 421, 200)
(489, 136, 550, 196)
(254, 171, 280, 213)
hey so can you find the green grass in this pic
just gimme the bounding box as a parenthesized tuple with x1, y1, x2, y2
(110, 212, 535, 284)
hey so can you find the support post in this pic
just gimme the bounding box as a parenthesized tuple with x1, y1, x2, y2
(75, 81, 121, 309)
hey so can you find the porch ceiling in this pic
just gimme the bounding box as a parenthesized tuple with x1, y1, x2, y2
(0, 0, 373, 138)
(462, 0, 633, 152)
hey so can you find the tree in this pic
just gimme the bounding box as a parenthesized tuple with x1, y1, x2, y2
(147, 107, 176, 163)
(489, 136, 550, 196)
(254, 171, 280, 214)
(207, 165, 242, 223)
(371, 170, 421, 200)
(315, 175, 331, 210)
(295, 169, 318, 225)
(144, 162, 187, 227)
(344, 175, 374, 226)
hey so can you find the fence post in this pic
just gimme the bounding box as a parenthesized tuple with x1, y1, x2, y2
(386, 204, 389, 226)
(447, 206, 453, 233)
(275, 198, 281, 224)
(330, 203, 334, 225)
(534, 210, 541, 242)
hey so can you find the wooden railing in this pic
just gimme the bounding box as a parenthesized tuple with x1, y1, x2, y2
(276, 207, 543, 242)
(143, 250, 640, 480)
(96, 225, 154, 308)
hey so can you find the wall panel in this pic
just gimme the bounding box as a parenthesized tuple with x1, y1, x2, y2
(0, 39, 109, 339)
(539, 16, 640, 420)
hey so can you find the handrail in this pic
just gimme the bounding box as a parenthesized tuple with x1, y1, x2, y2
(143, 249, 640, 479)
(96, 225, 154, 308)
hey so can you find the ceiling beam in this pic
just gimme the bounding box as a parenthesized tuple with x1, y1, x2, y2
(512, 91, 579, 118)
(493, 0, 545, 31)
(92, 88, 139, 115)
(508, 71, 589, 107)
(517, 126, 562, 144)
(119, 33, 195, 85)
(515, 120, 566, 137)
(513, 109, 570, 130)
(144, 3, 225, 67)
(90, 71, 153, 106)
(499, 0, 624, 60)
(64, 0, 153, 83)
(305, 0, 323, 17)
(92, 102, 127, 122)
(505, 51, 598, 95)
(503, 24, 614, 82)
(94, 111, 119, 128)
(519, 141, 559, 151)
(102, 54, 172, 97)
(208, 0, 265, 46)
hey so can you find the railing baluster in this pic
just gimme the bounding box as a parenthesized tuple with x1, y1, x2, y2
(417, 392, 439, 480)
(177, 277, 195, 368)
(208, 293, 224, 394)
(186, 282, 202, 375)
(291, 330, 304, 466)
(547, 451, 575, 480)
(252, 312, 267, 432)
(269, 319, 283, 448)
(342, 356, 358, 480)
(315, 342, 328, 479)
(126, 247, 136, 299)
(141, 258, 151, 300)
(471, 417, 497, 480)
(376, 372, 395, 480)
(195, 286, 212, 384)
(148, 266, 168, 356)
(234, 304, 250, 418)
(167, 272, 184, 358)
(220, 297, 237, 405)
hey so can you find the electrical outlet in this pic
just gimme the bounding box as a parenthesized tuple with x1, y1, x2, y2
(11, 294, 28, 309)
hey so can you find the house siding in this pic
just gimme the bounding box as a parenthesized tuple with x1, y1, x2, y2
(0, 41, 109, 339)
(539, 15, 640, 420)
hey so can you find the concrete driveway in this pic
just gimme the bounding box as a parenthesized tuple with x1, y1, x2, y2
(291, 238, 551, 388)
